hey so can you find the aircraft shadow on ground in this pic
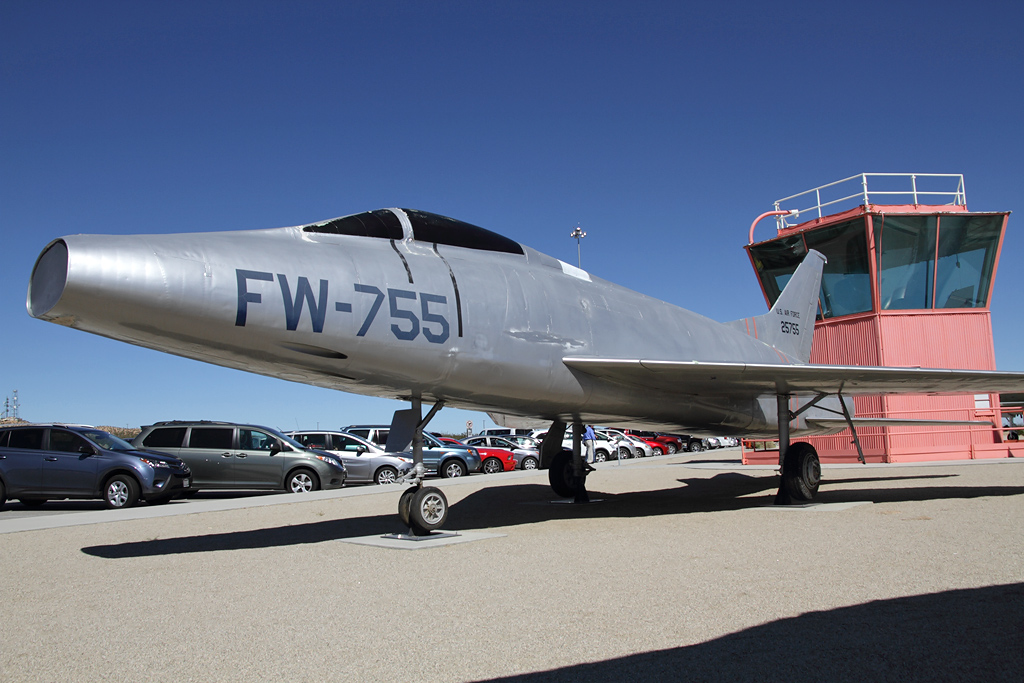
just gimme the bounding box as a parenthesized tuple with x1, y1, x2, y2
(81, 471, 1024, 559)
(474, 583, 1024, 683)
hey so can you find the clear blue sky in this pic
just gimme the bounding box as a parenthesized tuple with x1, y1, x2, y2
(2, 1, 1022, 433)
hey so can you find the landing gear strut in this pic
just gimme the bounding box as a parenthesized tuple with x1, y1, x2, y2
(393, 398, 450, 535)
(774, 393, 821, 505)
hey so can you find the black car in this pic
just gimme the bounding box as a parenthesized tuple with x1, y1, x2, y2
(0, 424, 192, 509)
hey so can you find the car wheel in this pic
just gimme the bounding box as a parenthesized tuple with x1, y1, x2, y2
(409, 486, 448, 535)
(666, 444, 678, 454)
(482, 457, 503, 474)
(103, 474, 139, 509)
(286, 468, 320, 493)
(441, 460, 467, 478)
(688, 441, 702, 452)
(375, 466, 399, 485)
(653, 445, 665, 455)
(19, 498, 47, 507)
(618, 447, 630, 460)
(594, 450, 607, 463)
(521, 456, 539, 470)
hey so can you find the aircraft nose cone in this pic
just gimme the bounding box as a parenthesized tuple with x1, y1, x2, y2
(27, 239, 69, 319)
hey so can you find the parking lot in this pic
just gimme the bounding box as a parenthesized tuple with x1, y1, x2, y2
(2, 451, 1023, 682)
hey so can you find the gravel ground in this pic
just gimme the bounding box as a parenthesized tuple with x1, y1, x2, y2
(2, 453, 1022, 682)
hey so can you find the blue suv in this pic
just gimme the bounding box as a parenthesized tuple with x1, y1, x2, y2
(0, 424, 192, 509)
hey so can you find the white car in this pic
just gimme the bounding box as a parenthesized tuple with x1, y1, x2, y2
(532, 430, 616, 462)
(597, 429, 653, 458)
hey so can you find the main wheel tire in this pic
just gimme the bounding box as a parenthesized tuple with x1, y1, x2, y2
(103, 475, 139, 509)
(548, 449, 579, 498)
(781, 442, 821, 502)
(286, 469, 320, 493)
(19, 498, 47, 507)
(398, 486, 418, 527)
(521, 456, 539, 470)
(594, 450, 607, 463)
(375, 466, 399, 485)
(441, 459, 467, 478)
(482, 457, 503, 474)
(409, 486, 448, 535)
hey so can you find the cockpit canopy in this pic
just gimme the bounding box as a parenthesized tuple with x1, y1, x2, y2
(303, 209, 525, 256)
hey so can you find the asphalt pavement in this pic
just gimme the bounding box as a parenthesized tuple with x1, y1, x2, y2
(2, 450, 1022, 682)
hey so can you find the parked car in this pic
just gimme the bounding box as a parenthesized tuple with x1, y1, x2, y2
(464, 435, 540, 470)
(532, 430, 615, 462)
(0, 423, 192, 509)
(133, 421, 346, 492)
(598, 429, 653, 458)
(478, 427, 537, 438)
(342, 425, 481, 477)
(285, 430, 413, 484)
(439, 437, 515, 473)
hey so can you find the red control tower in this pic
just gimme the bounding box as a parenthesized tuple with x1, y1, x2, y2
(744, 173, 1020, 463)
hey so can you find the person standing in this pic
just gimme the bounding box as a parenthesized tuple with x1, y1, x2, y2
(584, 425, 596, 463)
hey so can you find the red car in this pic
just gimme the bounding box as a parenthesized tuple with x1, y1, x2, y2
(624, 430, 677, 455)
(438, 437, 516, 474)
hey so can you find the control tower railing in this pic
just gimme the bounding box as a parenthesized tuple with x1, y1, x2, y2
(772, 173, 967, 230)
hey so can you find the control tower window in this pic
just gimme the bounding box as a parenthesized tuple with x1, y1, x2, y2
(303, 210, 404, 240)
(403, 209, 525, 255)
(749, 235, 806, 309)
(934, 214, 1001, 309)
(875, 215, 937, 310)
(804, 218, 872, 318)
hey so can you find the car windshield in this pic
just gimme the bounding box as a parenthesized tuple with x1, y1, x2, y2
(77, 428, 135, 451)
(273, 430, 309, 450)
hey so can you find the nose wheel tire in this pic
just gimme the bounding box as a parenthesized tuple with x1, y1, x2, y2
(405, 486, 449, 536)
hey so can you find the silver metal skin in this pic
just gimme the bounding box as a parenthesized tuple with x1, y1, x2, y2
(26, 209, 1024, 442)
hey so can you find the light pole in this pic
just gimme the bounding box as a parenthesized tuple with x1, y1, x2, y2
(570, 225, 587, 268)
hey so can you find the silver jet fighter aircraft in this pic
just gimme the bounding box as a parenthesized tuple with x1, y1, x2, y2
(27, 208, 1024, 533)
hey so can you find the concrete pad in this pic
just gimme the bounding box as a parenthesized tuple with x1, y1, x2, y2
(340, 529, 506, 550)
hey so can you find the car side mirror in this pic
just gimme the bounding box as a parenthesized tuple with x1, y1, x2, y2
(270, 442, 283, 455)
(78, 445, 96, 456)
(356, 445, 367, 453)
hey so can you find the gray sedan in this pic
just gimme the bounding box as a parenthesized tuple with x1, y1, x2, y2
(286, 431, 414, 485)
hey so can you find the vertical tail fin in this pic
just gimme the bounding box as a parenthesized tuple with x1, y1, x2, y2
(728, 249, 825, 363)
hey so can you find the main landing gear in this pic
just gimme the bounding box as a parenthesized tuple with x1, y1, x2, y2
(775, 393, 822, 505)
(390, 398, 451, 536)
(544, 421, 594, 503)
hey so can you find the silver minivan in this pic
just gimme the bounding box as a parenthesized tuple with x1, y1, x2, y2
(133, 421, 346, 492)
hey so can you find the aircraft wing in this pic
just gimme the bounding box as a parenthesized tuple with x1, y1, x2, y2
(562, 357, 1024, 398)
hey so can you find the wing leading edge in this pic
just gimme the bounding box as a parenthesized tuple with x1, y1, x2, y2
(562, 357, 1024, 398)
